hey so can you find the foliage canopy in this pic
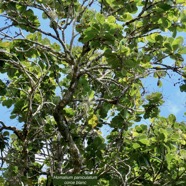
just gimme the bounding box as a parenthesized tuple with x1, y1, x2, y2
(0, 0, 186, 185)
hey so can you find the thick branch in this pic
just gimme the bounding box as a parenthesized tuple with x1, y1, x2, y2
(53, 64, 83, 173)
(0, 121, 25, 141)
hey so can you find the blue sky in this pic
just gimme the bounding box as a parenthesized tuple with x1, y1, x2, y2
(143, 71, 186, 122)
(143, 30, 186, 122)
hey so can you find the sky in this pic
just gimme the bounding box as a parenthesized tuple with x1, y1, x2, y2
(143, 70, 186, 121)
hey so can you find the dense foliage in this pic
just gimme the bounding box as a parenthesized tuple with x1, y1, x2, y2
(0, 0, 186, 185)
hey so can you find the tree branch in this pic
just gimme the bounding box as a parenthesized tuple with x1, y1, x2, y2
(0, 121, 24, 141)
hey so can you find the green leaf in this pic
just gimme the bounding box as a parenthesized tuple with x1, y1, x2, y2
(83, 27, 98, 43)
(52, 96, 61, 104)
(12, 99, 25, 114)
(52, 43, 61, 51)
(146, 92, 163, 103)
(135, 125, 147, 133)
(10, 114, 17, 119)
(164, 42, 172, 51)
(139, 138, 150, 146)
(181, 10, 186, 22)
(111, 115, 124, 128)
(0, 80, 6, 96)
(89, 90, 95, 101)
(7, 68, 17, 78)
(95, 13, 105, 24)
(166, 153, 175, 170)
(157, 79, 162, 87)
(179, 46, 186, 54)
(99, 103, 111, 118)
(88, 114, 98, 128)
(177, 0, 186, 5)
(154, 71, 166, 78)
(105, 0, 114, 6)
(141, 124, 148, 131)
(126, 2, 138, 13)
(155, 35, 164, 42)
(180, 149, 186, 159)
(172, 28, 177, 38)
(107, 16, 116, 23)
(132, 143, 141, 149)
(2, 99, 13, 108)
(122, 13, 133, 21)
(42, 38, 51, 45)
(159, 128, 168, 142)
(147, 33, 159, 43)
(172, 36, 184, 51)
(157, 3, 172, 11)
(168, 114, 176, 123)
(63, 107, 75, 116)
(0, 41, 10, 48)
(180, 83, 186, 92)
(3, 131, 9, 136)
(176, 181, 186, 185)
(42, 12, 48, 19)
(160, 18, 170, 28)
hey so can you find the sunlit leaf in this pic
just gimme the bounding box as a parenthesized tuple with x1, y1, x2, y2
(88, 114, 98, 128)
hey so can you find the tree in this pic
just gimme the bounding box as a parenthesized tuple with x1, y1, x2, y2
(0, 0, 186, 185)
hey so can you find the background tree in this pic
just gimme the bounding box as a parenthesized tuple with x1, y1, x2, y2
(0, 0, 186, 185)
